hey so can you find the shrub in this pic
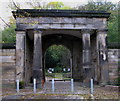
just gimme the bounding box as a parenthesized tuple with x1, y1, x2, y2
(19, 81, 25, 89)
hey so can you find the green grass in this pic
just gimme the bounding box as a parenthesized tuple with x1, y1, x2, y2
(45, 73, 71, 79)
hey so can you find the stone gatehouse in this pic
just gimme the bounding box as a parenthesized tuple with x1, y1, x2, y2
(12, 9, 110, 88)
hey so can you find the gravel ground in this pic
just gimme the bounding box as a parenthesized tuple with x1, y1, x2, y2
(2, 81, 119, 100)
(2, 66, 119, 100)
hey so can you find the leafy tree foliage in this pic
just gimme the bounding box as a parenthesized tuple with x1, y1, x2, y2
(25, 1, 71, 9)
(108, 12, 118, 43)
(1, 1, 71, 43)
(45, 45, 71, 69)
(78, 0, 116, 11)
(77, 0, 119, 42)
(2, 24, 16, 43)
(0, 28, 2, 43)
(46, 2, 71, 9)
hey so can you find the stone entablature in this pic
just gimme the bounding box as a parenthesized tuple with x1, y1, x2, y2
(12, 9, 110, 31)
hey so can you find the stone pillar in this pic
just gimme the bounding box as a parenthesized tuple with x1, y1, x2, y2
(42, 56, 45, 82)
(70, 58, 72, 78)
(16, 31, 26, 81)
(33, 30, 43, 88)
(72, 41, 82, 81)
(24, 33, 33, 85)
(97, 29, 109, 85)
(81, 29, 92, 84)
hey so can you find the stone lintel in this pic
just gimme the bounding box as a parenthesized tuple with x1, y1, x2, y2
(97, 29, 108, 33)
(15, 30, 26, 34)
(33, 29, 43, 34)
(81, 29, 95, 34)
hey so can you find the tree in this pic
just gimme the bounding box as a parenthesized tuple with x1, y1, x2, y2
(9, 0, 21, 10)
(46, 2, 71, 9)
(2, 1, 71, 43)
(1, 15, 16, 43)
(45, 45, 71, 71)
(27, 1, 71, 9)
(8, 16, 16, 25)
(108, 12, 118, 42)
(26, 0, 47, 9)
(0, 28, 2, 43)
(9, 0, 72, 10)
(77, 0, 116, 11)
(2, 24, 16, 43)
(77, 0, 119, 42)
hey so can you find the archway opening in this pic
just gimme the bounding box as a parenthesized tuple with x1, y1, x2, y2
(44, 44, 72, 82)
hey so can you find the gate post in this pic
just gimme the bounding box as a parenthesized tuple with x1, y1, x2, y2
(33, 29, 43, 88)
(97, 29, 109, 85)
(16, 30, 26, 81)
(81, 29, 92, 85)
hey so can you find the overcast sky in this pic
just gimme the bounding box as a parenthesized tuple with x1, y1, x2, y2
(0, 0, 119, 30)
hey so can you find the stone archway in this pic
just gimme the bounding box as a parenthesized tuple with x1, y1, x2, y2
(42, 34, 83, 82)
(13, 9, 110, 88)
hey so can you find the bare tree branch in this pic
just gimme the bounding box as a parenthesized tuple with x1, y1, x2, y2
(0, 17, 10, 27)
(8, 0, 20, 10)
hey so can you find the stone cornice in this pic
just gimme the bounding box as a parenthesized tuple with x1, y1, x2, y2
(12, 9, 110, 18)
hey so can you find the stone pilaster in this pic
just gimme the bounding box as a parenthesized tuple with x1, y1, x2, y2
(16, 31, 26, 81)
(33, 30, 43, 88)
(97, 29, 109, 85)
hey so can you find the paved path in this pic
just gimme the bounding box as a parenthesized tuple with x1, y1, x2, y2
(2, 78, 90, 100)
(41, 80, 89, 94)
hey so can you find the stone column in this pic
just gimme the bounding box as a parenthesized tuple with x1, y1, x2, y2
(72, 41, 82, 81)
(33, 30, 43, 88)
(70, 58, 72, 78)
(97, 29, 109, 85)
(16, 31, 26, 81)
(81, 29, 92, 84)
(42, 56, 45, 82)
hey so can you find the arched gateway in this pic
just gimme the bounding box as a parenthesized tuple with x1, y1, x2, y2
(12, 9, 110, 88)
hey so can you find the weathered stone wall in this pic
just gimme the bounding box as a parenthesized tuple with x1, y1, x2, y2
(0, 49, 16, 88)
(0, 48, 119, 85)
(108, 49, 120, 85)
(0, 49, 15, 66)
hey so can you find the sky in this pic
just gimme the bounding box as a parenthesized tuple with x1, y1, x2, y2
(0, 0, 119, 30)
